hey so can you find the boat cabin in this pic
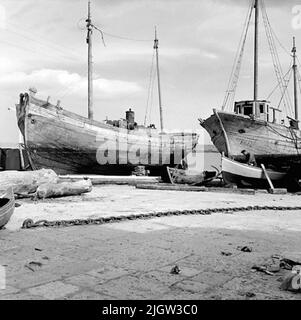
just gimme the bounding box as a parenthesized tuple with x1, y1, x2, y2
(234, 100, 280, 122)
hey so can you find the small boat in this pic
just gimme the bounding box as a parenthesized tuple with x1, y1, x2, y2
(0, 187, 15, 229)
(222, 156, 287, 189)
(167, 166, 219, 186)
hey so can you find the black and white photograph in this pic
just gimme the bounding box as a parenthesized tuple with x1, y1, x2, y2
(0, 0, 301, 308)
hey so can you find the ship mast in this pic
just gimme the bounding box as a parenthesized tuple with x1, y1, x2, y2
(292, 37, 299, 123)
(86, 0, 93, 120)
(154, 27, 164, 132)
(254, 0, 259, 101)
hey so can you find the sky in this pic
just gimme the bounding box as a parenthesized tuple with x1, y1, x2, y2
(0, 0, 300, 147)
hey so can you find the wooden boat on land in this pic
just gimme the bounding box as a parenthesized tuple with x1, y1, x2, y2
(221, 156, 287, 189)
(167, 166, 219, 186)
(16, 2, 198, 177)
(16, 94, 198, 176)
(0, 188, 15, 229)
(200, 0, 301, 167)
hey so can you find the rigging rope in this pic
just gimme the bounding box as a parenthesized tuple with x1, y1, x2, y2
(144, 49, 156, 126)
(276, 68, 292, 110)
(222, 1, 254, 111)
(261, 0, 294, 118)
(101, 30, 152, 42)
(266, 67, 292, 100)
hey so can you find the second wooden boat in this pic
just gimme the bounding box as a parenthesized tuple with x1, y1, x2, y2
(200, 0, 301, 165)
(167, 166, 219, 186)
(0, 187, 15, 229)
(222, 156, 287, 189)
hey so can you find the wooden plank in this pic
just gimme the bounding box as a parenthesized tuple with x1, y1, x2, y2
(269, 188, 287, 194)
(136, 184, 206, 192)
(59, 175, 162, 185)
(261, 163, 274, 190)
(136, 184, 255, 194)
(206, 187, 255, 195)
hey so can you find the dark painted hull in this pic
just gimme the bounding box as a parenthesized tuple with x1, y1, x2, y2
(17, 93, 199, 176)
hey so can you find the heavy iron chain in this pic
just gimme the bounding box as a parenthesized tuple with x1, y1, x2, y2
(21, 205, 301, 229)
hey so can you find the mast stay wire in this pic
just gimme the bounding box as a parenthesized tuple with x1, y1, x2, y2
(266, 66, 293, 100)
(144, 49, 156, 126)
(276, 67, 293, 110)
(6, 21, 84, 61)
(261, 0, 294, 118)
(222, 0, 254, 111)
(148, 65, 157, 126)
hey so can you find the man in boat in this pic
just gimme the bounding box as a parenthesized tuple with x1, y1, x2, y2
(241, 150, 257, 166)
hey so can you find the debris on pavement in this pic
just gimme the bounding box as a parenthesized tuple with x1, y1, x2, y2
(251, 265, 275, 276)
(280, 258, 301, 270)
(170, 265, 181, 275)
(221, 251, 232, 256)
(245, 292, 256, 298)
(237, 246, 252, 253)
(24, 261, 43, 272)
(280, 269, 301, 293)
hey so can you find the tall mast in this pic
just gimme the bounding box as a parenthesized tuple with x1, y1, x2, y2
(292, 37, 299, 122)
(86, 0, 93, 120)
(154, 27, 164, 132)
(254, 0, 259, 101)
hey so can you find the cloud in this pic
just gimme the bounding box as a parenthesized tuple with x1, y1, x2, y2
(0, 69, 142, 99)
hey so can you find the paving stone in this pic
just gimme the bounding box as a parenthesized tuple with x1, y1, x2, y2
(0, 286, 20, 296)
(138, 270, 183, 287)
(86, 266, 130, 282)
(173, 280, 211, 294)
(159, 265, 201, 278)
(0, 291, 45, 300)
(65, 290, 116, 300)
(27, 281, 79, 300)
(191, 271, 232, 287)
(7, 270, 62, 289)
(93, 275, 168, 299)
(64, 274, 100, 288)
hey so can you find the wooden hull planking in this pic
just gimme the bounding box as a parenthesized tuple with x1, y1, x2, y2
(167, 167, 218, 185)
(201, 110, 301, 158)
(18, 94, 199, 175)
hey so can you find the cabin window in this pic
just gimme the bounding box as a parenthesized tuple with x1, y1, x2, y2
(243, 106, 253, 116)
(260, 104, 264, 113)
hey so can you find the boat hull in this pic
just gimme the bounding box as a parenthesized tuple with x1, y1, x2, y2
(167, 167, 218, 185)
(222, 156, 287, 188)
(0, 188, 15, 229)
(201, 110, 301, 159)
(17, 94, 199, 176)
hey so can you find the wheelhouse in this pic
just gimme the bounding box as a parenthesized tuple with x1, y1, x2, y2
(234, 100, 271, 121)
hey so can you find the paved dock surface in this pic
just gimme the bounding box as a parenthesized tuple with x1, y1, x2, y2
(1, 197, 301, 299)
(6, 185, 301, 230)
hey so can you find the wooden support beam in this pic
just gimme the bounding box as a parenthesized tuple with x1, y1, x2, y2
(261, 163, 274, 190)
(136, 184, 255, 194)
